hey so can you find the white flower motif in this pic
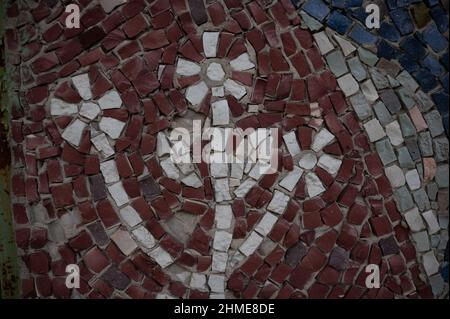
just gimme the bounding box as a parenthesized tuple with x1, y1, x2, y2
(175, 31, 256, 109)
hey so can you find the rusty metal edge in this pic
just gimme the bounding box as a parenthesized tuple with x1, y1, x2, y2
(0, 0, 21, 299)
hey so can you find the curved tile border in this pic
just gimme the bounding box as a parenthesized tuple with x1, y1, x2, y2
(291, 0, 449, 134)
(301, 18, 449, 297)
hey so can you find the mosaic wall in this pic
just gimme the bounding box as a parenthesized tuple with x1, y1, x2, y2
(2, 0, 448, 299)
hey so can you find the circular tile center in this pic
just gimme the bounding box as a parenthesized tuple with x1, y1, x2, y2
(206, 62, 226, 82)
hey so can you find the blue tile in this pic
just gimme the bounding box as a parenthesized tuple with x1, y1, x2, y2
(430, 6, 449, 33)
(443, 113, 449, 135)
(345, 0, 362, 7)
(396, 0, 411, 7)
(389, 8, 414, 35)
(399, 53, 420, 73)
(387, 0, 398, 9)
(377, 40, 399, 59)
(442, 264, 449, 283)
(379, 22, 401, 42)
(400, 36, 427, 59)
(331, 0, 346, 8)
(432, 90, 449, 117)
(350, 7, 368, 23)
(421, 55, 445, 76)
(425, 0, 440, 6)
(349, 24, 378, 45)
(441, 73, 449, 93)
(303, 0, 330, 21)
(422, 22, 448, 53)
(327, 10, 352, 34)
(440, 52, 449, 70)
(414, 69, 438, 92)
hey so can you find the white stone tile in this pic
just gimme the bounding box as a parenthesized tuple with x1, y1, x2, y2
(99, 117, 126, 139)
(317, 154, 342, 175)
(279, 166, 303, 191)
(239, 231, 263, 256)
(176, 58, 201, 76)
(210, 160, 229, 178)
(213, 230, 233, 252)
(98, 90, 122, 109)
(333, 34, 356, 56)
(411, 231, 430, 252)
(186, 81, 209, 106)
(210, 128, 229, 152)
(208, 274, 225, 293)
(203, 32, 220, 58)
(267, 190, 289, 214)
(181, 173, 202, 188)
(79, 102, 100, 120)
(404, 207, 426, 232)
(299, 152, 317, 169)
(313, 31, 334, 55)
(212, 251, 228, 272)
(422, 211, 440, 235)
(283, 131, 301, 156)
(422, 250, 439, 276)
(108, 182, 129, 207)
(213, 178, 232, 202)
(361, 79, 379, 102)
(305, 172, 325, 197)
(157, 132, 171, 157)
(212, 100, 230, 126)
(62, 119, 86, 147)
(160, 158, 180, 179)
(132, 225, 156, 250)
(190, 273, 207, 290)
(111, 229, 138, 256)
(177, 163, 195, 175)
(311, 128, 335, 152)
(212, 86, 225, 97)
(248, 162, 272, 180)
(119, 206, 142, 228)
(224, 79, 247, 100)
(215, 205, 233, 229)
(255, 213, 278, 236)
(405, 169, 421, 190)
(228, 252, 245, 270)
(207, 62, 225, 81)
(230, 53, 255, 71)
(363, 118, 386, 142)
(91, 133, 115, 158)
(229, 178, 240, 187)
(337, 74, 359, 97)
(231, 163, 244, 180)
(50, 98, 78, 116)
(384, 165, 405, 188)
(385, 121, 404, 146)
(100, 159, 120, 184)
(148, 246, 173, 268)
(72, 73, 92, 100)
(234, 179, 257, 198)
(248, 129, 267, 148)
